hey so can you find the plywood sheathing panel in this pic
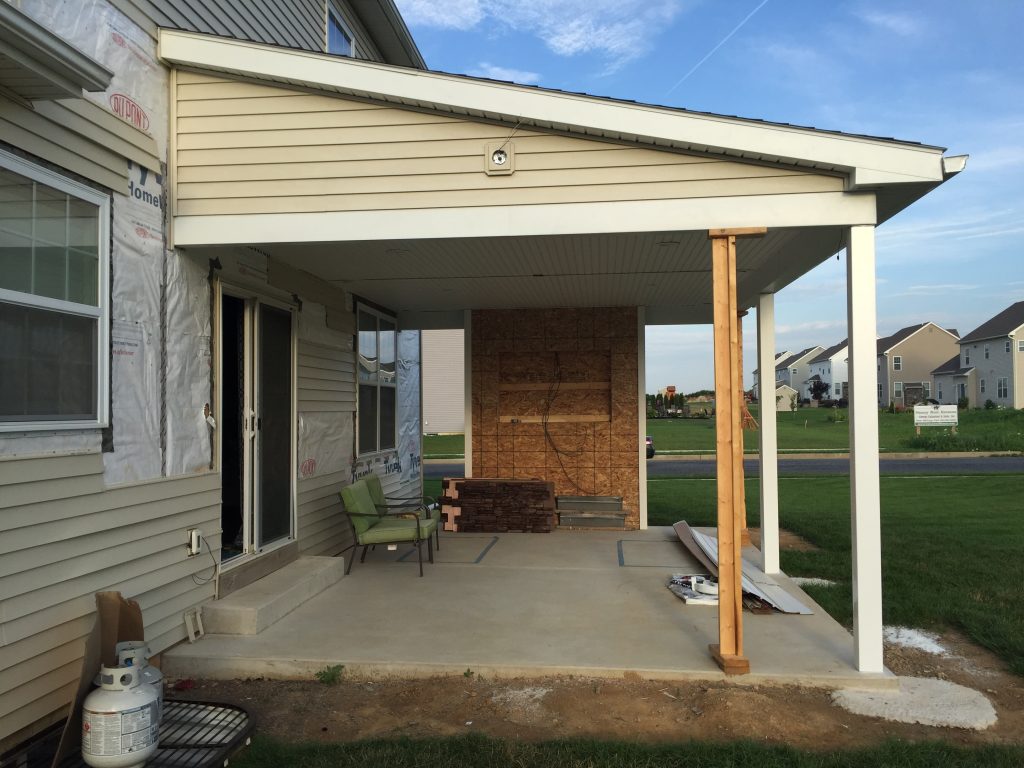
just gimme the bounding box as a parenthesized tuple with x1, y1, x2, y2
(471, 307, 640, 528)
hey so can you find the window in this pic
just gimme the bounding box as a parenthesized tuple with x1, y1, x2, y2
(937, 382, 943, 400)
(1006, 340, 1012, 354)
(327, 6, 355, 56)
(357, 304, 396, 454)
(923, 382, 931, 399)
(0, 150, 109, 430)
(791, 368, 797, 376)
(984, 344, 989, 359)
(894, 382, 903, 399)
(834, 383, 841, 396)
(877, 383, 882, 400)
(892, 355, 902, 371)
(997, 377, 1008, 399)
(980, 379, 986, 394)
(1018, 340, 1024, 353)
(964, 349, 971, 366)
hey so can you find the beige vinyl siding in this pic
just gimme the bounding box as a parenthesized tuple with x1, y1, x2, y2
(298, 340, 356, 412)
(172, 72, 844, 218)
(422, 329, 465, 433)
(297, 470, 353, 557)
(0, 95, 160, 190)
(0, 452, 219, 746)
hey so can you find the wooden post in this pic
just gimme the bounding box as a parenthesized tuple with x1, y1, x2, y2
(736, 312, 751, 548)
(707, 227, 764, 675)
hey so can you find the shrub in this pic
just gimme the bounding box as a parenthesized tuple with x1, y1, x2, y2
(985, 399, 997, 410)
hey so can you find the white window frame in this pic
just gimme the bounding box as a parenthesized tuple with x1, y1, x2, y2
(997, 377, 1008, 399)
(964, 349, 971, 366)
(984, 344, 989, 359)
(1018, 340, 1024, 353)
(937, 382, 943, 401)
(980, 379, 986, 394)
(356, 302, 397, 456)
(325, 2, 359, 57)
(923, 381, 931, 399)
(0, 149, 110, 432)
(894, 381, 903, 399)
(892, 355, 902, 371)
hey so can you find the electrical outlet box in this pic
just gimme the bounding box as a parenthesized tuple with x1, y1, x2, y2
(187, 529, 202, 556)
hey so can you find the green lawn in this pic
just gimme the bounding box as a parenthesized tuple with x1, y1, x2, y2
(648, 474, 1024, 675)
(647, 406, 1024, 453)
(233, 734, 1024, 768)
(423, 409, 1024, 457)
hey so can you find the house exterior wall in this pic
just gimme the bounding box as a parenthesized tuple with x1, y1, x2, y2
(470, 307, 641, 528)
(882, 325, 958, 407)
(422, 329, 466, 433)
(171, 72, 843, 220)
(0, 1, 421, 749)
(965, 334, 1020, 408)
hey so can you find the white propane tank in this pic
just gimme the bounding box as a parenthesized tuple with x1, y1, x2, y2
(116, 642, 163, 724)
(82, 665, 160, 768)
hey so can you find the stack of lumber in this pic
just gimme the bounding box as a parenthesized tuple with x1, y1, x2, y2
(440, 477, 556, 533)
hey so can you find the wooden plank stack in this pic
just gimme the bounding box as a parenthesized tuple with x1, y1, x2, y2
(440, 477, 556, 533)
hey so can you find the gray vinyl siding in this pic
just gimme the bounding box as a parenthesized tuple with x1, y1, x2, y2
(0, 96, 159, 191)
(0, 452, 219, 746)
(172, 72, 842, 219)
(107, 0, 384, 61)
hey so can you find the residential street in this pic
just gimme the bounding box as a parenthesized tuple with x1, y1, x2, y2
(425, 455, 1024, 479)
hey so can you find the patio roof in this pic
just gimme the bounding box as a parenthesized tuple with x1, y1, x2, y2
(157, 30, 965, 327)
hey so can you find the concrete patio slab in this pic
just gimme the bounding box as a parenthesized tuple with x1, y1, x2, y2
(164, 527, 896, 690)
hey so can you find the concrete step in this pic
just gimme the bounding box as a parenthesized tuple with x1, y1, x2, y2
(202, 556, 345, 635)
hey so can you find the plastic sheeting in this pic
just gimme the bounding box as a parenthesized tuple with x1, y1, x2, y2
(297, 412, 353, 481)
(298, 301, 352, 351)
(395, 330, 422, 489)
(164, 252, 212, 476)
(20, 0, 169, 156)
(102, 181, 163, 483)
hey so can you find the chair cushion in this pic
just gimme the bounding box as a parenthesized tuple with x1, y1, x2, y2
(359, 515, 437, 544)
(366, 475, 386, 506)
(340, 481, 379, 536)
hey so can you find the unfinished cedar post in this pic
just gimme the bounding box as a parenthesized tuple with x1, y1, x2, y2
(736, 311, 751, 548)
(707, 227, 765, 676)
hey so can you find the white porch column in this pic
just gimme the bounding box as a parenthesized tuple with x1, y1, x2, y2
(637, 307, 648, 529)
(756, 293, 780, 575)
(463, 309, 473, 478)
(846, 225, 884, 673)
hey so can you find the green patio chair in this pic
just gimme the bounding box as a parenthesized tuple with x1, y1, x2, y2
(340, 479, 437, 576)
(365, 474, 441, 550)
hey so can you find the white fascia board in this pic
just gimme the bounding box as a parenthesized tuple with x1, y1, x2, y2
(172, 191, 877, 247)
(158, 30, 946, 184)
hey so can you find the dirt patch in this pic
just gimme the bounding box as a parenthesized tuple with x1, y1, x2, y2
(747, 527, 819, 552)
(169, 631, 1022, 750)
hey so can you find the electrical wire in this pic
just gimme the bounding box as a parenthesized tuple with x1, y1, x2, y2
(191, 533, 219, 586)
(541, 352, 596, 495)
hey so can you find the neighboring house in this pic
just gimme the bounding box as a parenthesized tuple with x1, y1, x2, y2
(876, 322, 960, 408)
(0, 0, 964, 746)
(752, 350, 790, 398)
(806, 340, 849, 400)
(774, 347, 824, 400)
(775, 384, 798, 412)
(955, 301, 1024, 408)
(422, 329, 465, 433)
(931, 354, 976, 407)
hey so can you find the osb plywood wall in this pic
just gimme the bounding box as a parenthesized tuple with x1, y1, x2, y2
(471, 307, 640, 528)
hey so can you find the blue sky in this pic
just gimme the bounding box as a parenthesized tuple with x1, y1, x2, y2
(395, 0, 1024, 392)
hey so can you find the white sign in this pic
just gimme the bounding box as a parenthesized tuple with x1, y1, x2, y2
(914, 404, 958, 426)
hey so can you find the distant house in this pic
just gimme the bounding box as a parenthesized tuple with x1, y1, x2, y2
(774, 384, 798, 411)
(953, 301, 1024, 408)
(876, 323, 960, 408)
(806, 340, 849, 400)
(752, 351, 790, 398)
(774, 346, 824, 399)
(422, 329, 465, 433)
(931, 354, 976, 407)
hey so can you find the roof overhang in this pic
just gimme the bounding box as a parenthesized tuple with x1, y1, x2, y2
(349, 0, 426, 70)
(0, 3, 112, 102)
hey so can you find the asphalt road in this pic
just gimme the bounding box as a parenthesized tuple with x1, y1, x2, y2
(424, 455, 1024, 479)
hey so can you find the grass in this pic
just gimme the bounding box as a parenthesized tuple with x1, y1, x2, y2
(423, 408, 1024, 456)
(233, 734, 1024, 768)
(647, 406, 1024, 453)
(647, 474, 1024, 675)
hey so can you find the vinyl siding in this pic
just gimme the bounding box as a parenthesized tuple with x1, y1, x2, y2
(0, 452, 220, 746)
(422, 329, 465, 433)
(0, 96, 159, 190)
(882, 325, 958, 407)
(107, 0, 384, 61)
(172, 73, 843, 219)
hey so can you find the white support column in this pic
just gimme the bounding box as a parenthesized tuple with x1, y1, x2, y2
(637, 307, 648, 529)
(463, 309, 473, 478)
(847, 225, 884, 674)
(756, 293, 780, 575)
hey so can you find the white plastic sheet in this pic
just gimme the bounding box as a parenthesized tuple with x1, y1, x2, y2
(20, 0, 169, 155)
(298, 301, 351, 350)
(396, 331, 422, 489)
(297, 412, 353, 481)
(102, 185, 163, 483)
(163, 252, 212, 476)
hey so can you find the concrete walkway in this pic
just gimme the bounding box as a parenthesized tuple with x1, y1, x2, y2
(165, 527, 894, 690)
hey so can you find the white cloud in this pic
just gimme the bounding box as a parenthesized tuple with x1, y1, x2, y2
(397, 0, 684, 70)
(855, 8, 923, 37)
(469, 62, 541, 84)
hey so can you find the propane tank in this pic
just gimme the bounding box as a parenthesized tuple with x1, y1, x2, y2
(82, 665, 160, 768)
(116, 642, 163, 725)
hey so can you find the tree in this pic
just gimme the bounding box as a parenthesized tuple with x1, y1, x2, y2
(809, 379, 830, 401)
